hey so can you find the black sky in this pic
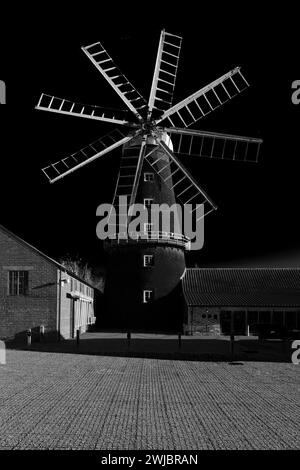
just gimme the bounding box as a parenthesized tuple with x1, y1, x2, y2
(0, 5, 299, 268)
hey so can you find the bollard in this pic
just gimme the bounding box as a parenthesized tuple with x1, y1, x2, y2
(0, 80, 6, 105)
(178, 332, 182, 349)
(282, 336, 288, 354)
(127, 331, 131, 349)
(26, 329, 32, 348)
(0, 340, 6, 365)
(76, 328, 80, 347)
(39, 325, 45, 342)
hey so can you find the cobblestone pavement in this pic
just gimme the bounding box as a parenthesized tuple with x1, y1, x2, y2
(0, 348, 299, 450)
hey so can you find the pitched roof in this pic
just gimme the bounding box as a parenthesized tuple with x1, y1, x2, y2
(182, 268, 300, 307)
(0, 223, 98, 291)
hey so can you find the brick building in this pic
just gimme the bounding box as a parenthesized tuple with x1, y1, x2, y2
(0, 224, 96, 340)
(182, 268, 300, 335)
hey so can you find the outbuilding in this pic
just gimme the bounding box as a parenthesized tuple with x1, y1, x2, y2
(182, 268, 300, 335)
(0, 224, 97, 340)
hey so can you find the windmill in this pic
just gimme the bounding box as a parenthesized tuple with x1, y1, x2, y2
(36, 30, 262, 331)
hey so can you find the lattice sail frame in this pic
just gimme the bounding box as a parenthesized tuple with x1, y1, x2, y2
(36, 29, 262, 222)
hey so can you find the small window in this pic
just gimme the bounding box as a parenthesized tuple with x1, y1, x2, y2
(144, 198, 154, 210)
(202, 314, 206, 319)
(208, 314, 212, 319)
(143, 255, 154, 267)
(143, 290, 154, 303)
(144, 172, 154, 182)
(8, 271, 29, 296)
(144, 223, 153, 233)
(214, 314, 218, 320)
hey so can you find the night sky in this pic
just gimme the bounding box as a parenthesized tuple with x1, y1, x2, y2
(0, 5, 299, 269)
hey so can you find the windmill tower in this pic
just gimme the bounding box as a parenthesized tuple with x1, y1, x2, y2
(36, 30, 262, 331)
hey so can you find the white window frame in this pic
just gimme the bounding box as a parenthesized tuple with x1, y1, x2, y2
(144, 172, 154, 182)
(7, 270, 29, 296)
(144, 198, 154, 209)
(144, 223, 153, 233)
(143, 254, 154, 267)
(143, 290, 154, 303)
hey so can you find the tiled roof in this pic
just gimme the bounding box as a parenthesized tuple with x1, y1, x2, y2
(182, 268, 300, 307)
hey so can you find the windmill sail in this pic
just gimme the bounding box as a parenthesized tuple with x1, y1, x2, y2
(166, 127, 262, 162)
(82, 41, 147, 121)
(155, 67, 249, 128)
(36, 28, 262, 231)
(36, 93, 134, 126)
(107, 138, 147, 232)
(42, 129, 135, 183)
(145, 140, 217, 221)
(148, 30, 182, 117)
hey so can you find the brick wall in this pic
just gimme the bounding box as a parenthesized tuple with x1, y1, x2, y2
(0, 228, 58, 339)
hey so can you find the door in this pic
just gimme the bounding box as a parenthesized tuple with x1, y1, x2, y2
(220, 310, 246, 335)
(220, 311, 231, 334)
(233, 311, 246, 335)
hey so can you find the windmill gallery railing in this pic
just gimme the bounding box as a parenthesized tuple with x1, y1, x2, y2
(104, 231, 191, 250)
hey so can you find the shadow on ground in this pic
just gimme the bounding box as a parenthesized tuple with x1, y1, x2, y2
(5, 331, 293, 363)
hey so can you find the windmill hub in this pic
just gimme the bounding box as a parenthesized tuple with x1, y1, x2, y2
(140, 120, 161, 136)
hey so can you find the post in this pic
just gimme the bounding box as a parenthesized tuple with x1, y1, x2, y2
(76, 328, 80, 347)
(26, 329, 32, 349)
(39, 325, 45, 342)
(178, 332, 182, 349)
(245, 310, 248, 336)
(230, 334, 235, 356)
(127, 331, 131, 349)
(230, 311, 234, 356)
(0, 340, 6, 365)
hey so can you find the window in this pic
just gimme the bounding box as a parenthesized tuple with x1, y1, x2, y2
(144, 223, 153, 233)
(248, 311, 258, 325)
(273, 311, 284, 325)
(8, 271, 29, 296)
(144, 198, 154, 210)
(144, 172, 154, 182)
(260, 311, 271, 323)
(143, 290, 154, 303)
(143, 255, 154, 267)
(286, 311, 297, 329)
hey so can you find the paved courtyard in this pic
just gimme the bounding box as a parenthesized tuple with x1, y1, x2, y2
(0, 337, 300, 450)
